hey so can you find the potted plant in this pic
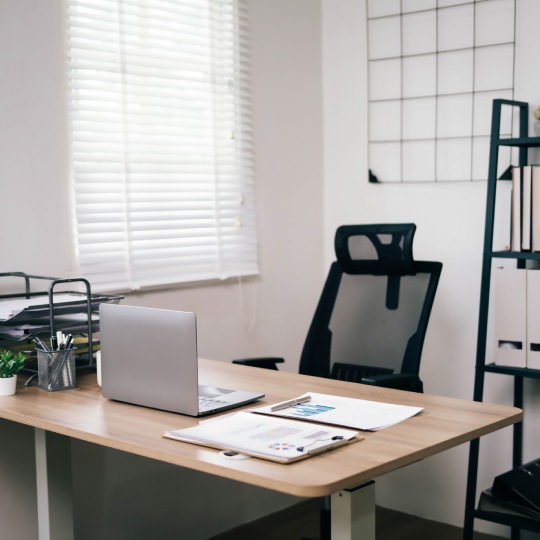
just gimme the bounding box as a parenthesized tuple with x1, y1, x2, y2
(0, 350, 26, 396)
(533, 106, 540, 136)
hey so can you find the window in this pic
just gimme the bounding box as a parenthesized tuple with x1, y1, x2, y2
(65, 0, 258, 292)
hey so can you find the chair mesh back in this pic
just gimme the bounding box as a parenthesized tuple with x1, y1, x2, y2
(328, 271, 431, 376)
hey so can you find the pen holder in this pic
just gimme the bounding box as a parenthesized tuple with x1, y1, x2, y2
(37, 348, 76, 392)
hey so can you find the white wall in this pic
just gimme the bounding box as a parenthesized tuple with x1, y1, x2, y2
(0, 0, 75, 277)
(322, 1, 540, 537)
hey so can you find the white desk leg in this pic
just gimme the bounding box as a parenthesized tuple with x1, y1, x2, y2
(34, 428, 74, 540)
(331, 481, 375, 540)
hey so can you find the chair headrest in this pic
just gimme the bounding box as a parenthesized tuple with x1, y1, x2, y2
(334, 223, 416, 275)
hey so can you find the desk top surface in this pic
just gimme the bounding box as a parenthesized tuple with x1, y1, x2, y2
(0, 359, 521, 497)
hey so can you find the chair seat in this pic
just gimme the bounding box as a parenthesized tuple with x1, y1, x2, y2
(330, 362, 393, 383)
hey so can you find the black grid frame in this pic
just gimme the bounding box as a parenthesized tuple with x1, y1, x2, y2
(366, 0, 517, 183)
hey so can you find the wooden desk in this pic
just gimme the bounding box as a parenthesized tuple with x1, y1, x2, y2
(0, 359, 521, 540)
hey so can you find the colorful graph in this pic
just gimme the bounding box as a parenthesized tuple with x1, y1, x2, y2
(268, 442, 296, 451)
(288, 403, 335, 418)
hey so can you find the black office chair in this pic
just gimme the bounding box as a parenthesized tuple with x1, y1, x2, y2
(233, 223, 442, 393)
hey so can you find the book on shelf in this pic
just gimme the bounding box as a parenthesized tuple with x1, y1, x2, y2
(522, 165, 532, 251)
(510, 164, 540, 252)
(532, 165, 540, 251)
(511, 165, 522, 251)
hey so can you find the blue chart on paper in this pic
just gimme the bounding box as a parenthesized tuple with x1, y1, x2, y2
(288, 403, 336, 418)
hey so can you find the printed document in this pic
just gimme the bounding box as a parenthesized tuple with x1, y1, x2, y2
(164, 411, 360, 463)
(251, 392, 423, 431)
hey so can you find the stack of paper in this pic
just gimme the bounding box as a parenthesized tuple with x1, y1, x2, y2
(0, 294, 121, 340)
(0, 294, 119, 322)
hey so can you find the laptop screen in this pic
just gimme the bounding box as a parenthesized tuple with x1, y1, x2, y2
(99, 303, 200, 415)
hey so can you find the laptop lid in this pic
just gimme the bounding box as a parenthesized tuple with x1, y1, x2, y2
(99, 303, 263, 416)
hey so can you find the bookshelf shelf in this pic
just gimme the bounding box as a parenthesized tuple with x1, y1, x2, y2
(482, 363, 540, 380)
(497, 136, 540, 147)
(473, 508, 540, 533)
(490, 250, 540, 260)
(463, 99, 540, 539)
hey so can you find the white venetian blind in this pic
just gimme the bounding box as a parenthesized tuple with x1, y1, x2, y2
(65, 0, 258, 292)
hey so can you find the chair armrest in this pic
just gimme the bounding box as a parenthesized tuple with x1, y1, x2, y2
(361, 373, 423, 393)
(232, 357, 285, 370)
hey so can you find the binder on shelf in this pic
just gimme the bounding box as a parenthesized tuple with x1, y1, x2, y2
(522, 166, 532, 251)
(526, 269, 540, 370)
(478, 488, 539, 520)
(490, 458, 540, 519)
(511, 166, 522, 252)
(494, 267, 527, 368)
(532, 165, 540, 252)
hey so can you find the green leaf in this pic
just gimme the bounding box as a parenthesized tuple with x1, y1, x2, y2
(0, 349, 26, 377)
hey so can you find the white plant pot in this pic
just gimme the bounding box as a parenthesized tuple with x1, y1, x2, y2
(0, 375, 17, 396)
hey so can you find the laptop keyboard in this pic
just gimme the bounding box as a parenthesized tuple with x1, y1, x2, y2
(198, 396, 230, 412)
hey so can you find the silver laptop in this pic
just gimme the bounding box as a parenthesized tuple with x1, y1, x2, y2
(99, 303, 264, 416)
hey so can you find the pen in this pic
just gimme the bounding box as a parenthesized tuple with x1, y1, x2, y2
(33, 336, 49, 351)
(57, 331, 65, 350)
(270, 395, 312, 412)
(304, 438, 348, 456)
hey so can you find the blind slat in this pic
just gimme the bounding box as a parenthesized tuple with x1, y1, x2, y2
(68, 0, 258, 292)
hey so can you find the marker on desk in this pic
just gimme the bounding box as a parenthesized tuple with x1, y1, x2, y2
(270, 395, 312, 412)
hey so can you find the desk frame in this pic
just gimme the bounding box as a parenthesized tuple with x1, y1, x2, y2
(35, 429, 74, 540)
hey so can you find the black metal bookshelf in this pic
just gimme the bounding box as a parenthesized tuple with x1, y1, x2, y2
(463, 99, 540, 540)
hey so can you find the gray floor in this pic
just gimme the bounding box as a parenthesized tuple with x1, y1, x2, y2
(209, 499, 505, 540)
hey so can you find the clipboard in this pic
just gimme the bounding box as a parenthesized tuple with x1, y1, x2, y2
(164, 411, 361, 463)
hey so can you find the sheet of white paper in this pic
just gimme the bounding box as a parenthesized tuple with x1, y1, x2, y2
(0, 294, 86, 321)
(251, 392, 423, 431)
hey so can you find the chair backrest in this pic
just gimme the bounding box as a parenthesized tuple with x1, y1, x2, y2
(298, 224, 442, 391)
